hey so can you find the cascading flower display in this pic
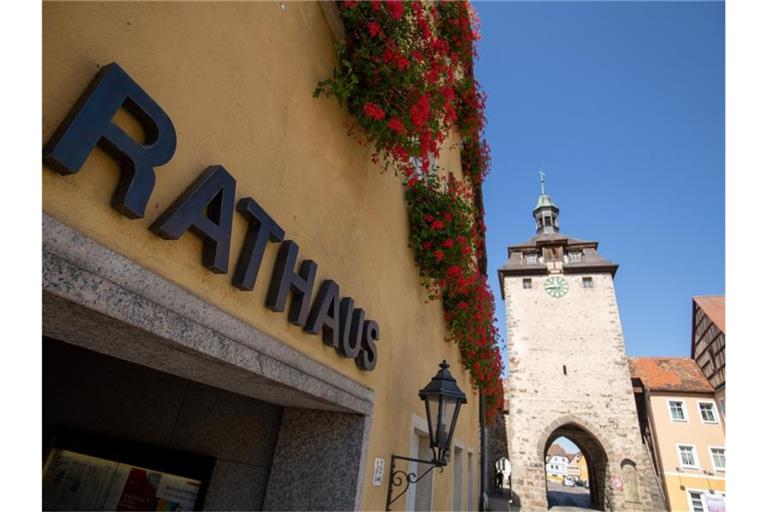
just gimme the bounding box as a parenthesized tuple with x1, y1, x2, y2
(315, 0, 502, 422)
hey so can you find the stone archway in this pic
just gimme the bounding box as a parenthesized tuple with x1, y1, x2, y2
(538, 416, 615, 510)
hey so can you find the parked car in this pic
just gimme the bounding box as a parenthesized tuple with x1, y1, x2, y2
(563, 476, 576, 487)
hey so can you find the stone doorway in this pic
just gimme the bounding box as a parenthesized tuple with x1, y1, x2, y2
(543, 424, 608, 511)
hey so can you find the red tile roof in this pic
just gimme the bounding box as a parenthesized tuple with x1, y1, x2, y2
(693, 295, 725, 333)
(629, 357, 714, 393)
(547, 444, 567, 458)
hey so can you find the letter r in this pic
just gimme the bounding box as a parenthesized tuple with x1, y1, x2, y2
(43, 62, 177, 219)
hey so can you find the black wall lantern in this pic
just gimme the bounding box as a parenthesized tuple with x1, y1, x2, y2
(385, 361, 467, 510)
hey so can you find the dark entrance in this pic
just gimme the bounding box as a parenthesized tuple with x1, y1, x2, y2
(43, 337, 283, 511)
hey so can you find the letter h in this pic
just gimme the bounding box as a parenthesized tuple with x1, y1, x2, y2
(266, 241, 317, 327)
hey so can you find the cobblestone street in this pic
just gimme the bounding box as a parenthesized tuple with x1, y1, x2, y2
(546, 481, 594, 509)
(488, 482, 597, 511)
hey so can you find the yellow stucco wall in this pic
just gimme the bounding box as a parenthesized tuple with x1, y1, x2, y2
(665, 475, 725, 512)
(647, 392, 725, 511)
(578, 455, 589, 482)
(42, 2, 481, 510)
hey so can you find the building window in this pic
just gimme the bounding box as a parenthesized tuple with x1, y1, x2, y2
(525, 253, 538, 264)
(668, 400, 688, 422)
(523, 278, 532, 289)
(677, 444, 699, 469)
(688, 490, 705, 512)
(710, 447, 725, 471)
(544, 216, 552, 226)
(697, 401, 719, 424)
(467, 451, 474, 512)
(569, 251, 582, 263)
(453, 445, 464, 511)
(582, 277, 593, 288)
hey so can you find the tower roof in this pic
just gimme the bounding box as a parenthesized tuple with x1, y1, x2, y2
(497, 173, 619, 298)
(533, 171, 560, 234)
(535, 193, 558, 210)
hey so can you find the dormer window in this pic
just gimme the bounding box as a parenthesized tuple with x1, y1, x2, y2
(568, 251, 582, 263)
(525, 253, 538, 264)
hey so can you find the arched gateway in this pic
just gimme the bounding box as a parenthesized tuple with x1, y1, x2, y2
(496, 183, 666, 511)
(539, 418, 611, 510)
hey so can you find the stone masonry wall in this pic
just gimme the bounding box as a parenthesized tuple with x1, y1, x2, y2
(502, 272, 666, 511)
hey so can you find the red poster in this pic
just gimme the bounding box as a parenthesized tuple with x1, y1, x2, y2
(116, 468, 161, 511)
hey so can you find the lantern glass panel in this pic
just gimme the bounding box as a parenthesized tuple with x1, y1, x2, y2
(438, 398, 458, 447)
(425, 395, 440, 442)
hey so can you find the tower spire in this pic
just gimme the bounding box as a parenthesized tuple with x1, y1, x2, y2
(533, 171, 559, 234)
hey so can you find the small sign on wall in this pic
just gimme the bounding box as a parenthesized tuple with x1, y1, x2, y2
(373, 457, 385, 486)
(611, 476, 624, 490)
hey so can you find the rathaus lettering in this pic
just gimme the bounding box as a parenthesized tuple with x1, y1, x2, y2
(43, 62, 380, 371)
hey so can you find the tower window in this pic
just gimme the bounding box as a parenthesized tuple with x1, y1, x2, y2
(582, 277, 593, 288)
(522, 278, 532, 289)
(525, 253, 537, 264)
(544, 217, 552, 226)
(568, 251, 582, 263)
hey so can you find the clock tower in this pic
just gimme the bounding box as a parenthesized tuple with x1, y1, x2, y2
(496, 177, 665, 511)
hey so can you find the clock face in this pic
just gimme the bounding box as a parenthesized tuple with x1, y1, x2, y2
(544, 276, 569, 298)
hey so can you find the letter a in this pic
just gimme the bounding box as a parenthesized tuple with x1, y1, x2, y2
(150, 166, 236, 274)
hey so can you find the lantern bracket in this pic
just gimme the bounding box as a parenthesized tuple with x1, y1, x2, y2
(385, 454, 445, 511)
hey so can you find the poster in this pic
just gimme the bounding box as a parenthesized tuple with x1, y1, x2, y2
(705, 494, 726, 512)
(43, 449, 201, 511)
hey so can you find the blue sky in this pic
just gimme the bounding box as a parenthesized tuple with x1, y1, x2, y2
(474, 1, 724, 363)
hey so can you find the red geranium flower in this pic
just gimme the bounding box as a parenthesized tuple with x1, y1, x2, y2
(387, 0, 404, 20)
(368, 21, 383, 38)
(394, 53, 409, 71)
(388, 117, 405, 134)
(363, 102, 386, 120)
(434, 249, 445, 262)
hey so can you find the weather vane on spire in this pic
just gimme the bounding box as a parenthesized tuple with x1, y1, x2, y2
(539, 170, 546, 194)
